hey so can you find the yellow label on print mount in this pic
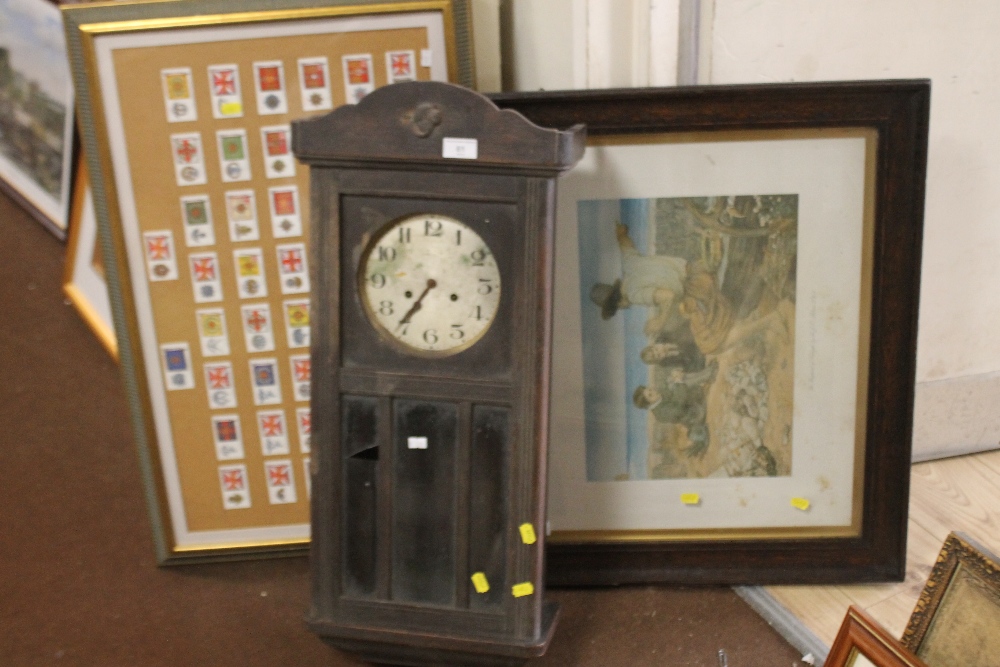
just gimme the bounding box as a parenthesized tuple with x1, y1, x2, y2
(680, 493, 700, 505)
(471, 572, 490, 594)
(512, 582, 534, 598)
(791, 497, 811, 511)
(518, 523, 537, 545)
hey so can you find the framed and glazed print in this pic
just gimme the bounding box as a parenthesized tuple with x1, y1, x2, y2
(492, 81, 929, 584)
(63, 159, 116, 357)
(828, 606, 930, 667)
(902, 532, 1000, 667)
(0, 0, 75, 237)
(63, 0, 475, 563)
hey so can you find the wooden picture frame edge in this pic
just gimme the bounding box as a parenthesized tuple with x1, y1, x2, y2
(827, 605, 930, 667)
(490, 80, 930, 585)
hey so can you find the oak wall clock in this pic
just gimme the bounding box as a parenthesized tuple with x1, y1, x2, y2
(293, 81, 584, 665)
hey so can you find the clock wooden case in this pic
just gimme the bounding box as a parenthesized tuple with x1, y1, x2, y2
(292, 82, 584, 665)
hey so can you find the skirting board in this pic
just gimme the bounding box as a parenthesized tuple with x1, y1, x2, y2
(733, 586, 829, 665)
(912, 371, 1000, 462)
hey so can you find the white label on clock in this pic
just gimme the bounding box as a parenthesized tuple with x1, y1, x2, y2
(442, 137, 478, 160)
(407, 436, 428, 450)
(360, 213, 501, 356)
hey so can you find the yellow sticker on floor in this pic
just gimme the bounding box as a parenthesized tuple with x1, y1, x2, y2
(512, 582, 534, 598)
(471, 572, 490, 594)
(791, 497, 811, 511)
(681, 493, 701, 505)
(519, 523, 537, 545)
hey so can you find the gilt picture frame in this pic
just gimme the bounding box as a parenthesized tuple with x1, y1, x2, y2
(828, 606, 930, 667)
(63, 0, 475, 563)
(491, 81, 929, 584)
(901, 532, 1000, 667)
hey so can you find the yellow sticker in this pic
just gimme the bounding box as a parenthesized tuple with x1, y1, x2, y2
(512, 582, 534, 598)
(471, 572, 490, 594)
(519, 523, 537, 545)
(791, 497, 811, 511)
(220, 101, 243, 116)
(680, 493, 701, 505)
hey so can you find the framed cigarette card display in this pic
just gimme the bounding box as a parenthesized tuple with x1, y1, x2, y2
(63, 159, 116, 358)
(492, 81, 930, 585)
(0, 0, 76, 238)
(62, 0, 475, 563)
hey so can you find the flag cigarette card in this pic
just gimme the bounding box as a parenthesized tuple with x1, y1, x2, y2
(341, 54, 375, 104)
(161, 67, 196, 123)
(253, 60, 288, 115)
(268, 186, 302, 238)
(211, 414, 245, 460)
(224, 189, 260, 242)
(264, 459, 297, 504)
(160, 342, 195, 391)
(216, 129, 252, 183)
(385, 50, 416, 83)
(218, 464, 251, 510)
(207, 63, 243, 119)
(289, 354, 310, 402)
(296, 407, 311, 453)
(240, 302, 275, 353)
(179, 195, 216, 247)
(260, 125, 295, 178)
(297, 56, 332, 111)
(249, 357, 282, 406)
(204, 361, 238, 410)
(233, 248, 268, 299)
(275, 242, 309, 294)
(170, 132, 207, 186)
(195, 307, 230, 357)
(257, 409, 290, 457)
(188, 251, 223, 303)
(283, 298, 310, 348)
(142, 230, 179, 281)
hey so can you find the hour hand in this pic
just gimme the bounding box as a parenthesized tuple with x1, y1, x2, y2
(397, 278, 437, 329)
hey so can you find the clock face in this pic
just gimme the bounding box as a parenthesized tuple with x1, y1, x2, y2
(360, 213, 501, 356)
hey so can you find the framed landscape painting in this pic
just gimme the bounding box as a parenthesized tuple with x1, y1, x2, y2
(492, 81, 930, 584)
(0, 0, 75, 237)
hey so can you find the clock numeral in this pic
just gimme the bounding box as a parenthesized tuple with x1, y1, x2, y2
(369, 273, 386, 288)
(424, 219, 443, 237)
(398, 227, 412, 243)
(378, 300, 394, 316)
(450, 324, 465, 340)
(377, 246, 396, 261)
(470, 248, 487, 267)
(455, 229, 462, 245)
(471, 305, 484, 321)
(399, 323, 410, 336)
(422, 329, 439, 344)
(477, 278, 492, 295)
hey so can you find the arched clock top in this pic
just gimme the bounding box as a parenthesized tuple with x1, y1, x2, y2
(292, 81, 585, 172)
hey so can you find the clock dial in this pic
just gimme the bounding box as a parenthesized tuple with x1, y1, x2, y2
(360, 213, 501, 356)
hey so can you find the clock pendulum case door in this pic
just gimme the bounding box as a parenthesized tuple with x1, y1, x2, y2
(293, 81, 584, 666)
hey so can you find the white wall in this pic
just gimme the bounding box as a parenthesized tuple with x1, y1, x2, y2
(706, 0, 1000, 385)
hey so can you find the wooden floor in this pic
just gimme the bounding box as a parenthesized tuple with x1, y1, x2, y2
(760, 448, 1000, 652)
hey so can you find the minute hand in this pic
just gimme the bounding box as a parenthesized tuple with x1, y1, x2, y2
(396, 278, 437, 329)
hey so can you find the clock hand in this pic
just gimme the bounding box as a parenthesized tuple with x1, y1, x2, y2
(397, 278, 437, 329)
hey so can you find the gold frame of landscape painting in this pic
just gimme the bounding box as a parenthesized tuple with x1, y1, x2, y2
(492, 81, 929, 585)
(62, 0, 474, 563)
(902, 532, 1000, 667)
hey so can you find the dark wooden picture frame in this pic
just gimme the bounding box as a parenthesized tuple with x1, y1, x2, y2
(902, 532, 1000, 667)
(828, 606, 930, 667)
(491, 81, 930, 585)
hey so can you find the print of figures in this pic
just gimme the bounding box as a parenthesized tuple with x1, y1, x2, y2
(579, 195, 797, 481)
